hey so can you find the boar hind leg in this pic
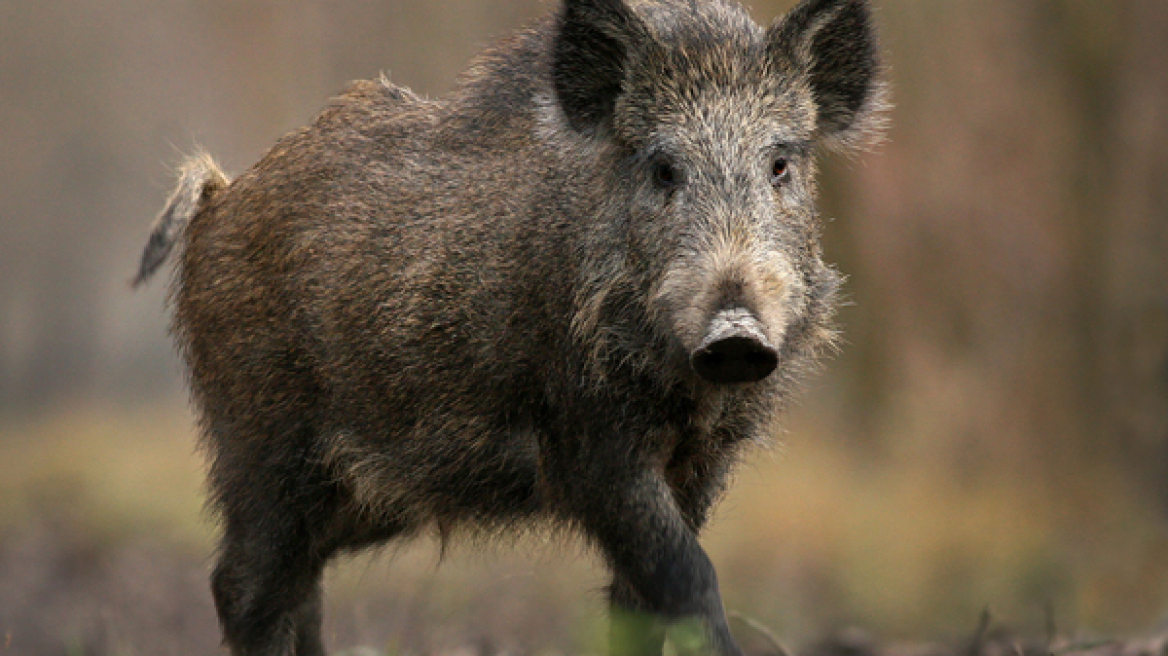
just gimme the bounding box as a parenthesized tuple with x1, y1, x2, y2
(211, 488, 340, 656)
(208, 444, 340, 656)
(212, 532, 328, 656)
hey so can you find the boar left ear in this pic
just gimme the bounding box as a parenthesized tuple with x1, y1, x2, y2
(767, 0, 887, 151)
(553, 0, 652, 135)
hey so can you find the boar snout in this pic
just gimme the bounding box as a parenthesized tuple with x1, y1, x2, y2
(690, 308, 778, 384)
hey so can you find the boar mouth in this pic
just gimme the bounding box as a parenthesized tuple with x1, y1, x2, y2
(690, 309, 779, 384)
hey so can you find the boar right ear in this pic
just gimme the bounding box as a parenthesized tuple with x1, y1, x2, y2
(768, 0, 887, 151)
(553, 0, 651, 135)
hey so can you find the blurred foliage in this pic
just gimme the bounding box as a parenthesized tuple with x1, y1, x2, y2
(0, 0, 1165, 653)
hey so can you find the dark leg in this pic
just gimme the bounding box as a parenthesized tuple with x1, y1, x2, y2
(598, 493, 739, 656)
(541, 423, 742, 656)
(293, 583, 326, 656)
(204, 421, 343, 656)
(207, 443, 418, 656)
(609, 573, 667, 656)
(211, 517, 330, 656)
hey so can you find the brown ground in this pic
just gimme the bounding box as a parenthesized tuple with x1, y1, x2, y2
(3, 512, 1165, 656)
(3, 405, 1167, 655)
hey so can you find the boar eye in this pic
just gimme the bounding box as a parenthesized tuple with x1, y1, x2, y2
(771, 157, 791, 186)
(651, 158, 682, 189)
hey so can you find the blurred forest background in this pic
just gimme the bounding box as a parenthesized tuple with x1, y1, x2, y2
(1, 0, 1166, 654)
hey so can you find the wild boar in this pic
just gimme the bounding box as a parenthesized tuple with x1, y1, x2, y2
(135, 0, 885, 654)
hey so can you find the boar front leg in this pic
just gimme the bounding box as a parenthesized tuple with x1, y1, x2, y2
(601, 479, 740, 656)
(542, 428, 741, 656)
(608, 573, 668, 656)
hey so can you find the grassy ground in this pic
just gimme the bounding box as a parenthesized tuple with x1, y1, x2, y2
(1, 400, 1165, 655)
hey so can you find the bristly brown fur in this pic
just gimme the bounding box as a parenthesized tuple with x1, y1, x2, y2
(136, 1, 886, 654)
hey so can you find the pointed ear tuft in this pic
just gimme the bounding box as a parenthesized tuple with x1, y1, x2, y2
(553, 0, 651, 135)
(769, 0, 887, 151)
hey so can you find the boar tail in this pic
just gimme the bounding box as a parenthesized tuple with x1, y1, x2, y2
(132, 152, 229, 288)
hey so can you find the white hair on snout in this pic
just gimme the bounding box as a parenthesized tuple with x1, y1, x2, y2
(649, 225, 801, 357)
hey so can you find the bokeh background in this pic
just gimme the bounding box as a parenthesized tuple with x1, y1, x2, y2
(1, 0, 1166, 654)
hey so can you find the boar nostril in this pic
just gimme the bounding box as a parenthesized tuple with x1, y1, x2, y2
(691, 334, 779, 384)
